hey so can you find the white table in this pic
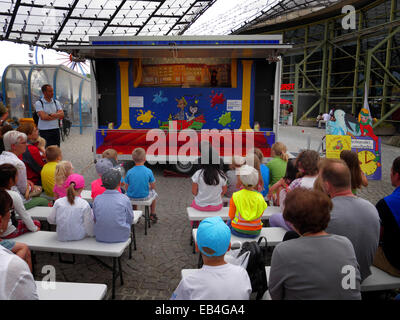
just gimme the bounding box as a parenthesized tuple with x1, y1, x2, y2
(25, 207, 142, 253)
(36, 281, 107, 300)
(181, 266, 271, 280)
(130, 193, 157, 235)
(187, 206, 280, 221)
(361, 266, 400, 292)
(16, 231, 131, 299)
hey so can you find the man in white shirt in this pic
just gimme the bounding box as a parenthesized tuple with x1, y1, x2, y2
(35, 84, 64, 147)
(318, 112, 331, 128)
(171, 216, 252, 300)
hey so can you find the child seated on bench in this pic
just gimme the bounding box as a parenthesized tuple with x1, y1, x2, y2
(0, 190, 38, 299)
(41, 145, 62, 198)
(48, 174, 94, 241)
(53, 160, 74, 200)
(228, 165, 267, 238)
(171, 216, 251, 300)
(93, 168, 133, 243)
(191, 149, 227, 212)
(225, 155, 245, 199)
(0, 174, 36, 272)
(0, 164, 41, 239)
(91, 158, 121, 200)
(124, 148, 158, 222)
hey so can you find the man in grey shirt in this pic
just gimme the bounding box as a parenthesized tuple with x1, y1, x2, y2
(321, 159, 380, 281)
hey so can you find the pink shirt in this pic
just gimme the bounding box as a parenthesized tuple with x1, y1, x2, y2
(91, 178, 122, 200)
(53, 184, 67, 200)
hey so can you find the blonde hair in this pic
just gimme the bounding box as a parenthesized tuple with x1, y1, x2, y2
(271, 142, 289, 162)
(132, 147, 146, 163)
(245, 153, 264, 189)
(253, 148, 264, 163)
(313, 175, 325, 193)
(66, 182, 82, 205)
(55, 161, 73, 186)
(37, 136, 46, 149)
(102, 148, 118, 161)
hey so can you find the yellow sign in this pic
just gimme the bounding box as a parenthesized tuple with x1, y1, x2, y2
(326, 135, 352, 159)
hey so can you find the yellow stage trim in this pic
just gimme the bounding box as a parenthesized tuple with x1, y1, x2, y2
(118, 61, 132, 130)
(239, 60, 253, 130)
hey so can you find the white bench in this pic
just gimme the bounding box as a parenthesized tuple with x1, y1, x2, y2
(361, 266, 400, 292)
(24, 207, 142, 252)
(36, 281, 107, 300)
(130, 193, 157, 235)
(187, 206, 280, 222)
(15, 231, 131, 299)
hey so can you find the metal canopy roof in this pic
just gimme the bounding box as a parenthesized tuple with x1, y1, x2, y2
(233, 0, 340, 34)
(58, 35, 291, 59)
(0, 0, 215, 49)
(184, 0, 341, 35)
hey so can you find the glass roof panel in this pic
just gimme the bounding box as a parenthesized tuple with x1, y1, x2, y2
(0, 0, 216, 47)
(0, 0, 342, 48)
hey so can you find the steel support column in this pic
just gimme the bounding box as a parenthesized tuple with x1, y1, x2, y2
(381, 0, 397, 119)
(352, 12, 363, 114)
(319, 22, 329, 113)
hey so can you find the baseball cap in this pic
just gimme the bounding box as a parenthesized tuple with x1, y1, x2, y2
(237, 164, 259, 187)
(63, 174, 85, 189)
(95, 158, 115, 176)
(101, 168, 121, 190)
(197, 216, 231, 257)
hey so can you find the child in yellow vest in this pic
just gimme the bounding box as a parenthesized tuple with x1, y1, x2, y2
(228, 165, 267, 238)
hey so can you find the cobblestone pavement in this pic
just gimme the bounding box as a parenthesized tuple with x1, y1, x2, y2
(31, 125, 399, 300)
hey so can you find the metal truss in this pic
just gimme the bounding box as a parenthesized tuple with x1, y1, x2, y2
(0, 0, 215, 49)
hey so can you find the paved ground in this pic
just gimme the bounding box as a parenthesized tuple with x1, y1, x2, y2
(31, 125, 399, 300)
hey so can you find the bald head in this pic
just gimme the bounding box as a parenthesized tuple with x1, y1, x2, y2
(320, 159, 351, 191)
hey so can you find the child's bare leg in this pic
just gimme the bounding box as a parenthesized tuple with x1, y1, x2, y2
(151, 199, 156, 215)
(12, 243, 33, 272)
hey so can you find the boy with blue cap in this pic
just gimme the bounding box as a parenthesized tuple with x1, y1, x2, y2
(171, 216, 252, 300)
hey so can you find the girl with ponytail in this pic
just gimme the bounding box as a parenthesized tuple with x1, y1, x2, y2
(47, 174, 94, 241)
(53, 160, 74, 200)
(267, 142, 289, 187)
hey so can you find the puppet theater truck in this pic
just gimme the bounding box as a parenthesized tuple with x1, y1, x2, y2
(62, 36, 291, 173)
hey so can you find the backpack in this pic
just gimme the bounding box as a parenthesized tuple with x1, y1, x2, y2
(34, 99, 61, 126)
(238, 236, 269, 300)
(33, 108, 39, 126)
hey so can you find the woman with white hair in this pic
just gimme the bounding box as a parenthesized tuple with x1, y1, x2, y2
(0, 131, 48, 209)
(0, 131, 29, 196)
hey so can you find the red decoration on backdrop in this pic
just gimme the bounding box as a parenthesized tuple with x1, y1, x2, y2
(209, 91, 226, 109)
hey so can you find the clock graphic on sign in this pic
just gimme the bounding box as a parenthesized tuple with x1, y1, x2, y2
(358, 150, 378, 176)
